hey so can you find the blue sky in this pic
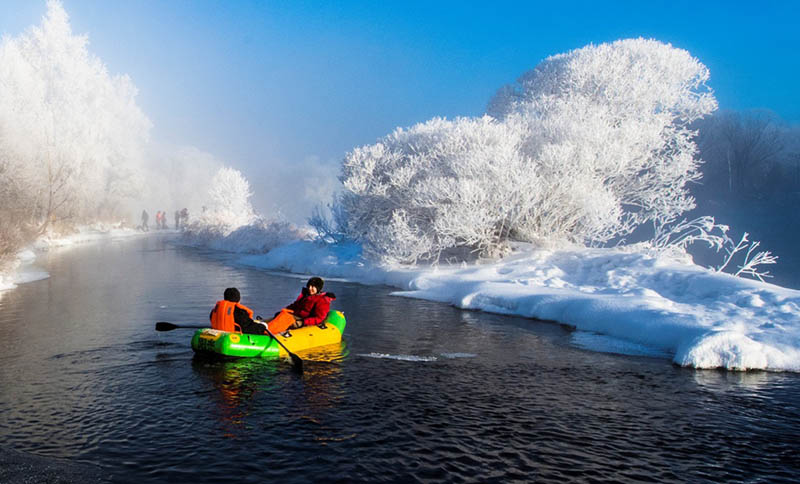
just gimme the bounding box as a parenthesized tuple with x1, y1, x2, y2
(1, 0, 798, 205)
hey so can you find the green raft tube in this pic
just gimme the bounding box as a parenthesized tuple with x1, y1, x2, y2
(191, 310, 346, 358)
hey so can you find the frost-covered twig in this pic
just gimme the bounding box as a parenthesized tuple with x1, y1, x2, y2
(651, 217, 778, 282)
(651, 216, 729, 252)
(716, 233, 777, 282)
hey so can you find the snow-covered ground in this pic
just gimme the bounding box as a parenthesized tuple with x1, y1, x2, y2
(31, 224, 147, 251)
(238, 240, 800, 372)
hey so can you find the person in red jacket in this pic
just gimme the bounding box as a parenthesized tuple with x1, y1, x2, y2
(266, 277, 336, 335)
(210, 287, 266, 335)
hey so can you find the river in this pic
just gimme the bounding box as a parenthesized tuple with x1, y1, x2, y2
(0, 235, 798, 483)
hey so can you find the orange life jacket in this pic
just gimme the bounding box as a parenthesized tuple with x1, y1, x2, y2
(210, 300, 254, 333)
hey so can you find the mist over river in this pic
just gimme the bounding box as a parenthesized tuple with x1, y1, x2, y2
(1, 236, 798, 483)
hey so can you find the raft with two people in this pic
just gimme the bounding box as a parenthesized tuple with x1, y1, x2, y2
(190, 309, 346, 358)
(156, 277, 345, 371)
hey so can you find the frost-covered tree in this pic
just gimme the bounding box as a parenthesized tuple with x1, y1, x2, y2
(181, 166, 308, 252)
(340, 116, 535, 263)
(0, 0, 151, 234)
(489, 38, 717, 239)
(337, 38, 717, 263)
(0, 142, 37, 265)
(196, 167, 257, 234)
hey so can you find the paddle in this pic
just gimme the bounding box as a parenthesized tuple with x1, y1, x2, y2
(155, 322, 207, 331)
(259, 322, 304, 374)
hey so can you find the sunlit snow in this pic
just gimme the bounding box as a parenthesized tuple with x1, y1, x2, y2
(238, 239, 800, 372)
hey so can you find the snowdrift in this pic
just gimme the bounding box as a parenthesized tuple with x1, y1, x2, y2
(238, 240, 800, 372)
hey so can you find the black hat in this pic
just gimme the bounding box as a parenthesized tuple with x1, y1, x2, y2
(306, 277, 324, 291)
(223, 287, 241, 302)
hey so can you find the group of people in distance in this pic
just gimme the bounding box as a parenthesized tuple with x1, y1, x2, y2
(154, 211, 168, 229)
(139, 208, 189, 231)
(210, 277, 336, 336)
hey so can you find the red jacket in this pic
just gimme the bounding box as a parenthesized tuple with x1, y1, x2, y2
(285, 287, 336, 326)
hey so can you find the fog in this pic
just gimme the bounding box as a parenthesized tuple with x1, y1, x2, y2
(0, 1, 352, 231)
(0, 2, 221, 234)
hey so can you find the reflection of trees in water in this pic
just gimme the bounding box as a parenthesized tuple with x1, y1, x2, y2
(190, 341, 348, 438)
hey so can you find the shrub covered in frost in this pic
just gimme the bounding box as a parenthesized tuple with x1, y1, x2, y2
(181, 218, 308, 254)
(338, 116, 533, 263)
(336, 38, 718, 264)
(180, 166, 308, 253)
(188, 167, 258, 236)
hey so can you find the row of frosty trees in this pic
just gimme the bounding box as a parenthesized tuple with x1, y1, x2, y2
(312, 38, 777, 279)
(0, 1, 150, 261)
(0, 1, 255, 271)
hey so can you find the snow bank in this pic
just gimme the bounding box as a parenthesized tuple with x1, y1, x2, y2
(237, 241, 800, 372)
(33, 223, 143, 250)
(0, 262, 20, 291)
(177, 219, 309, 254)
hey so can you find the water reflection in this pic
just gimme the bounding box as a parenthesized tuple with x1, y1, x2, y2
(301, 341, 349, 364)
(692, 368, 773, 393)
(191, 357, 274, 438)
(190, 342, 349, 438)
(295, 342, 353, 445)
(298, 342, 348, 415)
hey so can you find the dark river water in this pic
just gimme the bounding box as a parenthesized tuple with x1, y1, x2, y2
(1, 236, 799, 483)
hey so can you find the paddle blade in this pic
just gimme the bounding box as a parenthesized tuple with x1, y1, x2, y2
(263, 327, 304, 374)
(289, 353, 304, 374)
(155, 321, 179, 332)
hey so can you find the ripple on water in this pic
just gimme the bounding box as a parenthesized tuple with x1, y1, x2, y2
(357, 352, 439, 362)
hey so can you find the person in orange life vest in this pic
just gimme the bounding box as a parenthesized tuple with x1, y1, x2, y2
(267, 277, 336, 334)
(210, 287, 267, 335)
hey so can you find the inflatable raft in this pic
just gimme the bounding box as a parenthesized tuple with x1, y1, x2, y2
(191, 310, 346, 358)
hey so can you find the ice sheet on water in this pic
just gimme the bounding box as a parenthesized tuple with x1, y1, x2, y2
(14, 266, 50, 285)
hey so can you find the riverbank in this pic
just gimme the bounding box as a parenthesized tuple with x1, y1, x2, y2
(233, 239, 800, 372)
